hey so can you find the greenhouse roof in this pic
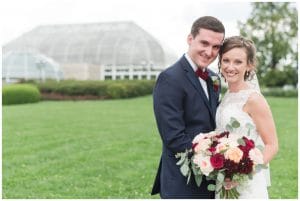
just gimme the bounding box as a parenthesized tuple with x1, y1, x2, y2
(3, 21, 177, 67)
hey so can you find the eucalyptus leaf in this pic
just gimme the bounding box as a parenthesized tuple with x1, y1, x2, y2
(194, 174, 203, 187)
(180, 164, 190, 176)
(245, 123, 254, 136)
(256, 145, 264, 151)
(255, 164, 268, 173)
(217, 172, 225, 183)
(207, 184, 216, 191)
(187, 170, 192, 184)
(226, 124, 233, 132)
(176, 155, 186, 166)
(216, 182, 223, 192)
(231, 120, 240, 128)
(237, 138, 246, 146)
(245, 122, 255, 130)
(191, 161, 198, 176)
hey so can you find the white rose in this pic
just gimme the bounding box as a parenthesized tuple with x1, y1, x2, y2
(193, 154, 214, 176)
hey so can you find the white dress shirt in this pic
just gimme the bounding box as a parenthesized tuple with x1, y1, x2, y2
(184, 53, 209, 100)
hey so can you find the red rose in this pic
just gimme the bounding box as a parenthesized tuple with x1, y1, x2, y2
(210, 153, 225, 169)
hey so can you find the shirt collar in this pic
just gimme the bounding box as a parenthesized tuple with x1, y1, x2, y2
(184, 53, 206, 73)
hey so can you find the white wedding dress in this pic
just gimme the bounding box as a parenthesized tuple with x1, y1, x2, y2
(215, 88, 271, 199)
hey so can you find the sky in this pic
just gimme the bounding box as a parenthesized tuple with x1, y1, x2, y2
(0, 0, 253, 58)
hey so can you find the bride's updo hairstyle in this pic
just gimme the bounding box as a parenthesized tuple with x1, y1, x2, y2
(218, 36, 257, 81)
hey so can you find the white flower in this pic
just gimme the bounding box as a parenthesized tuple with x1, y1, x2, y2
(193, 134, 212, 154)
(193, 154, 214, 176)
(249, 148, 264, 164)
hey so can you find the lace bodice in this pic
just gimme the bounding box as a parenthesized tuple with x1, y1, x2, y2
(216, 88, 263, 146)
(216, 88, 271, 190)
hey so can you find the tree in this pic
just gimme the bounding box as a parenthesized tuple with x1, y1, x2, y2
(238, 2, 298, 87)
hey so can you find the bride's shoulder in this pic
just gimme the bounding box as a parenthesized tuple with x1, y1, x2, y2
(246, 91, 269, 110)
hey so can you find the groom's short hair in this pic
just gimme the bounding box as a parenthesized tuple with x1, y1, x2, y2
(191, 16, 225, 38)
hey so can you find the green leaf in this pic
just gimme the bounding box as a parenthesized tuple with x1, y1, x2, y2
(217, 172, 225, 183)
(194, 174, 203, 187)
(216, 182, 223, 193)
(255, 164, 268, 173)
(191, 161, 198, 176)
(226, 124, 233, 132)
(187, 170, 192, 184)
(207, 184, 216, 191)
(256, 145, 264, 151)
(231, 120, 240, 128)
(237, 138, 246, 146)
(180, 163, 190, 177)
(248, 173, 253, 180)
(245, 122, 254, 130)
(176, 154, 186, 166)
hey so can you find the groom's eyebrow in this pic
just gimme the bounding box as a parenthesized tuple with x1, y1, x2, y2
(200, 40, 222, 48)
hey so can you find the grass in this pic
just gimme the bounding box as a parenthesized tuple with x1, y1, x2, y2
(2, 96, 297, 198)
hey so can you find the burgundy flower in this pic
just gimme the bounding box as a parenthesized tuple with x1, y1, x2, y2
(213, 83, 219, 92)
(211, 140, 219, 147)
(238, 145, 249, 157)
(216, 131, 229, 139)
(243, 137, 255, 150)
(238, 157, 254, 174)
(208, 147, 216, 153)
(210, 153, 225, 169)
(223, 159, 239, 178)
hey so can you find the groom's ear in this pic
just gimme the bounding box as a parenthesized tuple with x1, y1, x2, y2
(187, 34, 193, 45)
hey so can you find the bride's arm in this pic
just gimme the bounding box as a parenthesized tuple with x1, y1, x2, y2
(244, 93, 279, 164)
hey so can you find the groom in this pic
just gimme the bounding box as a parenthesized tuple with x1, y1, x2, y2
(151, 16, 225, 198)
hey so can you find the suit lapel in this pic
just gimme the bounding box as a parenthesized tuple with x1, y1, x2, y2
(180, 57, 214, 117)
(207, 77, 217, 120)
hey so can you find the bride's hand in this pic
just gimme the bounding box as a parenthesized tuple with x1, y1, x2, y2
(223, 178, 239, 190)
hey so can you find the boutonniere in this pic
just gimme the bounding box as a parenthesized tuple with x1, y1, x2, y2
(210, 75, 220, 92)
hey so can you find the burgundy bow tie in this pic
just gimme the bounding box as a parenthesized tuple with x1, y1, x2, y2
(195, 68, 209, 80)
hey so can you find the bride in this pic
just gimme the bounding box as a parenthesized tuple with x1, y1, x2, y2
(215, 36, 279, 198)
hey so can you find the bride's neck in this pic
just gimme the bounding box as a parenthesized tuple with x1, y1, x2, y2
(228, 82, 249, 92)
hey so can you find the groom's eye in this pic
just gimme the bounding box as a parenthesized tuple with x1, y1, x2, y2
(222, 59, 229, 63)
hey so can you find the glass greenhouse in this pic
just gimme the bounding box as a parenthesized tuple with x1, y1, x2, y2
(2, 51, 63, 83)
(2, 21, 177, 81)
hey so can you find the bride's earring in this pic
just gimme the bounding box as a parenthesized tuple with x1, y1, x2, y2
(245, 71, 250, 80)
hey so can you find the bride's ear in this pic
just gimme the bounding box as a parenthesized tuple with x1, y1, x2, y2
(247, 63, 255, 72)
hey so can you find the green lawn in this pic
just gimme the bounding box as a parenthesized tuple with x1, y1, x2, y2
(2, 96, 298, 198)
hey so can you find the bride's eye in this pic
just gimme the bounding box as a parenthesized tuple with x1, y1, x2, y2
(234, 60, 242, 64)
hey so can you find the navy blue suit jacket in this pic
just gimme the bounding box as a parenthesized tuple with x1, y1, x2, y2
(151, 55, 221, 198)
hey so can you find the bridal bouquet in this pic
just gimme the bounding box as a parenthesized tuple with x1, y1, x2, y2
(175, 118, 267, 199)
